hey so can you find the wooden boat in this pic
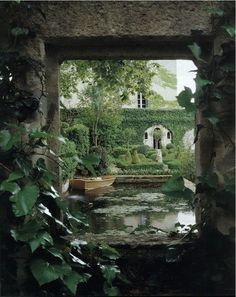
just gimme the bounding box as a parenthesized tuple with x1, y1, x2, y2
(70, 176, 116, 191)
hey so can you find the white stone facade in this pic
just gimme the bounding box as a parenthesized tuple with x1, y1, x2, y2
(143, 124, 172, 149)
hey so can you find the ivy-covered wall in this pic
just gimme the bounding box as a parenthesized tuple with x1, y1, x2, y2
(62, 108, 194, 147)
(121, 108, 194, 146)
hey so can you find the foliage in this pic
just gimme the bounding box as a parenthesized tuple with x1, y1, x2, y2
(60, 139, 78, 181)
(136, 145, 153, 157)
(121, 108, 194, 146)
(63, 108, 194, 148)
(0, 17, 120, 296)
(65, 123, 90, 158)
(112, 146, 129, 158)
(120, 128, 137, 149)
(131, 150, 140, 164)
(89, 146, 109, 176)
(60, 60, 176, 103)
(166, 143, 174, 150)
(178, 148, 195, 181)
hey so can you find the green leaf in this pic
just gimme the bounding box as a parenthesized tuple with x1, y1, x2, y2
(46, 247, 64, 260)
(11, 27, 29, 36)
(0, 130, 11, 151)
(29, 128, 48, 139)
(29, 232, 53, 252)
(176, 87, 195, 112)
(0, 181, 20, 194)
(10, 185, 39, 217)
(188, 42, 205, 62)
(202, 111, 219, 125)
(11, 220, 44, 242)
(222, 25, 235, 38)
(100, 244, 120, 260)
(208, 8, 224, 17)
(30, 259, 60, 286)
(53, 263, 72, 278)
(101, 265, 120, 286)
(161, 176, 185, 193)
(104, 285, 120, 297)
(7, 171, 25, 182)
(63, 271, 91, 295)
(195, 76, 213, 88)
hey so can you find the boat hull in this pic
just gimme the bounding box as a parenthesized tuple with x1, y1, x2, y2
(70, 176, 116, 191)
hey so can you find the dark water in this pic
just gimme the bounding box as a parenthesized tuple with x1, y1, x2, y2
(67, 184, 195, 235)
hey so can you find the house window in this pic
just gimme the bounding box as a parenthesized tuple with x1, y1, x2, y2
(144, 132, 148, 140)
(167, 131, 171, 139)
(137, 92, 148, 108)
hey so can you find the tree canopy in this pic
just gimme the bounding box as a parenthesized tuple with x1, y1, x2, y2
(60, 60, 177, 107)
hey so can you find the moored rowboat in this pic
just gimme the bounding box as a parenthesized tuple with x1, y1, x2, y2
(70, 176, 116, 191)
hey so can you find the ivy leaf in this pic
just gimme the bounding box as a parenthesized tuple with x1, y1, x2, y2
(38, 203, 72, 234)
(176, 87, 195, 112)
(188, 42, 205, 62)
(222, 25, 236, 38)
(29, 128, 48, 139)
(0, 130, 11, 151)
(100, 244, 120, 260)
(7, 171, 25, 182)
(195, 76, 213, 88)
(11, 27, 29, 37)
(63, 271, 91, 295)
(29, 232, 54, 252)
(104, 285, 120, 297)
(202, 111, 219, 125)
(53, 263, 72, 278)
(46, 247, 64, 261)
(100, 265, 120, 286)
(69, 253, 87, 266)
(10, 185, 39, 217)
(0, 181, 20, 194)
(11, 219, 44, 242)
(208, 8, 224, 17)
(30, 259, 60, 286)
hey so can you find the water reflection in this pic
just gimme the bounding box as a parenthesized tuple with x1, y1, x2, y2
(67, 185, 195, 234)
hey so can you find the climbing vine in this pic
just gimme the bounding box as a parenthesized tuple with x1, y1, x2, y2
(168, 6, 235, 233)
(0, 3, 120, 297)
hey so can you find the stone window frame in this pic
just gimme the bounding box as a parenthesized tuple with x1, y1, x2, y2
(45, 39, 213, 229)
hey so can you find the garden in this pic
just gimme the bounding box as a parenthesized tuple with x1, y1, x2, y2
(60, 60, 195, 184)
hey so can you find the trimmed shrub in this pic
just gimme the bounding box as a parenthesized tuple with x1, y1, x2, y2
(112, 146, 129, 158)
(138, 153, 149, 162)
(131, 150, 140, 164)
(149, 152, 158, 161)
(136, 145, 151, 157)
(60, 139, 78, 181)
(166, 143, 174, 150)
(65, 124, 89, 158)
(124, 151, 132, 163)
(164, 159, 181, 169)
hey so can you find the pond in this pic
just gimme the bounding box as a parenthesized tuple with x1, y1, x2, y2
(67, 184, 195, 236)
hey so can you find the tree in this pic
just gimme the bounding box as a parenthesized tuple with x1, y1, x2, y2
(60, 60, 177, 105)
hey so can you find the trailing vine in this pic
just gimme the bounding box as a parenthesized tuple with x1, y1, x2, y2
(175, 7, 235, 233)
(0, 2, 121, 297)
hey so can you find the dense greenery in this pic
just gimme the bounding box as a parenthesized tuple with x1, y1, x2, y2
(60, 60, 176, 104)
(66, 124, 90, 158)
(120, 109, 194, 146)
(62, 108, 194, 148)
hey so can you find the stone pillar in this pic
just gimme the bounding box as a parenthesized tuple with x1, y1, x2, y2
(45, 48, 61, 191)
